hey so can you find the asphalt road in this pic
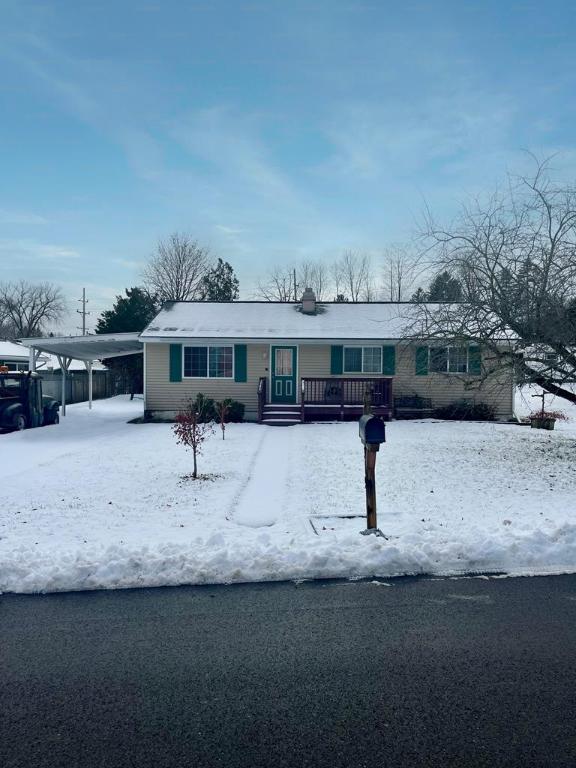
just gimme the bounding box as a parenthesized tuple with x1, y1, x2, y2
(2, 574, 576, 768)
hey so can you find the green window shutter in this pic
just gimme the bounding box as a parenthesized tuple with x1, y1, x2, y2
(468, 345, 481, 375)
(382, 345, 396, 375)
(234, 344, 247, 382)
(330, 345, 343, 375)
(169, 344, 182, 382)
(415, 346, 429, 376)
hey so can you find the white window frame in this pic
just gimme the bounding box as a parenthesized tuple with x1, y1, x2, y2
(182, 345, 234, 380)
(343, 346, 383, 374)
(429, 345, 470, 374)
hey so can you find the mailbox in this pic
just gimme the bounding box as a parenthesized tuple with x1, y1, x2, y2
(359, 414, 386, 450)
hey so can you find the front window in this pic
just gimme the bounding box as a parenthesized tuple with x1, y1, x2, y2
(448, 346, 468, 373)
(209, 346, 233, 378)
(344, 346, 382, 374)
(429, 346, 469, 373)
(183, 346, 233, 378)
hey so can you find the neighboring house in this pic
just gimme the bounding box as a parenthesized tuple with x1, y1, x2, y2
(0, 340, 49, 371)
(42, 356, 108, 373)
(0, 341, 107, 374)
(140, 294, 515, 424)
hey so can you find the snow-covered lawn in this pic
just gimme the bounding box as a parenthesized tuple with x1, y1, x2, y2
(1, 394, 575, 593)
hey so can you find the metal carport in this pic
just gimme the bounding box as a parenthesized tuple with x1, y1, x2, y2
(18, 333, 142, 416)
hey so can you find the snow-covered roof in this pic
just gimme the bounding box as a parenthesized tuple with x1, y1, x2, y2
(141, 301, 425, 341)
(0, 340, 107, 370)
(19, 332, 142, 361)
(39, 355, 108, 372)
(0, 340, 48, 362)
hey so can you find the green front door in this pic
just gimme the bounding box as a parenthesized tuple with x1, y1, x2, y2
(271, 346, 297, 404)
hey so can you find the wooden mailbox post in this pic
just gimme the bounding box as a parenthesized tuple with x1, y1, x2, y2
(358, 413, 386, 537)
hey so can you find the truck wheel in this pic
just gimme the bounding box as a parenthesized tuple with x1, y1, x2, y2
(52, 412, 60, 425)
(15, 414, 27, 431)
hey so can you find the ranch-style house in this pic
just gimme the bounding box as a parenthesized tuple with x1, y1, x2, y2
(140, 292, 515, 425)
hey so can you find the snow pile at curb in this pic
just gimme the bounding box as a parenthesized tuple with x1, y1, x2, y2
(3, 522, 576, 593)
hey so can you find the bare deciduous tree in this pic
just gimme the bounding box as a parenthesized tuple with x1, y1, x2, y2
(257, 260, 333, 302)
(0, 299, 15, 338)
(298, 260, 331, 300)
(258, 253, 377, 302)
(257, 266, 296, 301)
(382, 245, 419, 302)
(143, 233, 210, 302)
(415, 160, 576, 405)
(0, 280, 65, 338)
(334, 250, 374, 302)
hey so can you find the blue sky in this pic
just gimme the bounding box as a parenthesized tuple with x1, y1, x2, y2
(1, 0, 575, 330)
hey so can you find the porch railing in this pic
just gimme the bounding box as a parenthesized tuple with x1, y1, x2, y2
(257, 376, 267, 422)
(300, 377, 393, 422)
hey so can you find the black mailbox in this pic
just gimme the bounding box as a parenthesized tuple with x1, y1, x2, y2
(359, 414, 386, 450)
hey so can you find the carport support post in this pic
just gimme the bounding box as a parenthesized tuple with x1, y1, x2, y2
(57, 355, 71, 416)
(28, 346, 36, 372)
(85, 360, 93, 409)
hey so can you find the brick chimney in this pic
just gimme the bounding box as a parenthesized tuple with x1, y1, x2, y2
(301, 287, 316, 314)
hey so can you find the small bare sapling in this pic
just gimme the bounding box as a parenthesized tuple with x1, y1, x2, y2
(172, 399, 214, 479)
(216, 398, 232, 440)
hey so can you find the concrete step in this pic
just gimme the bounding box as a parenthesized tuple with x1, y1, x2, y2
(263, 409, 301, 416)
(262, 412, 301, 420)
(262, 418, 300, 426)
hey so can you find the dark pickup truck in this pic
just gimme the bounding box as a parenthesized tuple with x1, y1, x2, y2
(0, 370, 60, 431)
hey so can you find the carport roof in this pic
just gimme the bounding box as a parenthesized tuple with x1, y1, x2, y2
(19, 333, 142, 361)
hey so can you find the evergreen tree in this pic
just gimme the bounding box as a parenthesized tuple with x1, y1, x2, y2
(410, 287, 428, 303)
(96, 287, 159, 398)
(198, 259, 239, 301)
(426, 271, 463, 302)
(96, 287, 158, 334)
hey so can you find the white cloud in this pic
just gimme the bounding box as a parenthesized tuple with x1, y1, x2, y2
(112, 258, 143, 270)
(0, 209, 47, 225)
(318, 88, 517, 182)
(0, 239, 80, 261)
(170, 106, 296, 203)
(215, 224, 246, 236)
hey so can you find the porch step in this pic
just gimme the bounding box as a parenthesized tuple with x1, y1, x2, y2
(263, 405, 300, 410)
(262, 418, 300, 426)
(264, 408, 300, 416)
(261, 404, 302, 426)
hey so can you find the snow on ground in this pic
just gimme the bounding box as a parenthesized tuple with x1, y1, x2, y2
(1, 394, 575, 593)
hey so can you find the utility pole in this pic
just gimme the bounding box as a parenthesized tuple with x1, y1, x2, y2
(76, 288, 91, 335)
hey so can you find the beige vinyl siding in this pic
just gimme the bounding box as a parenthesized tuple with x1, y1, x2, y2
(298, 344, 331, 379)
(298, 343, 513, 420)
(393, 344, 513, 420)
(145, 342, 267, 420)
(146, 341, 514, 421)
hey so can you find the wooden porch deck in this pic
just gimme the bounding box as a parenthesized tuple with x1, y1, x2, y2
(258, 377, 393, 425)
